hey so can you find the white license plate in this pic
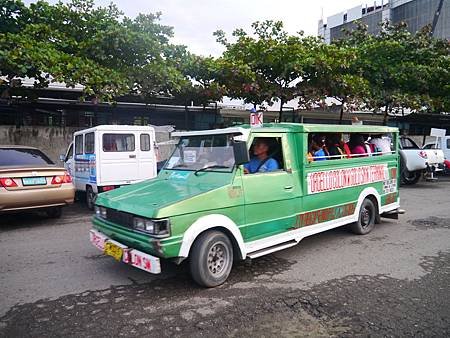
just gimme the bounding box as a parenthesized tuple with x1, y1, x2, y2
(89, 230, 108, 251)
(130, 250, 161, 274)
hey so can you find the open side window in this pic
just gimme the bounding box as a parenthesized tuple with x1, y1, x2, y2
(307, 132, 395, 163)
(246, 136, 285, 173)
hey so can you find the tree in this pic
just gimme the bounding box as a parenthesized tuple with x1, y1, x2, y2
(215, 20, 323, 120)
(0, 0, 189, 102)
(341, 22, 450, 124)
(175, 54, 226, 106)
(300, 42, 369, 123)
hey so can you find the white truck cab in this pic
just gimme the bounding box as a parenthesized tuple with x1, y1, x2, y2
(63, 125, 157, 208)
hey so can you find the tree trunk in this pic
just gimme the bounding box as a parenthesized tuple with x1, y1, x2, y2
(383, 103, 391, 126)
(339, 98, 346, 125)
(278, 98, 284, 122)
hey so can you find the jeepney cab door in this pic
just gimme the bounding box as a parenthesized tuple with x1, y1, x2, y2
(240, 133, 297, 242)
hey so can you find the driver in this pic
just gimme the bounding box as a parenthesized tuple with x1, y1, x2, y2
(244, 138, 279, 174)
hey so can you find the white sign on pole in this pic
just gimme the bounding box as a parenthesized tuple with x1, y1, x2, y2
(430, 128, 446, 138)
(250, 112, 263, 128)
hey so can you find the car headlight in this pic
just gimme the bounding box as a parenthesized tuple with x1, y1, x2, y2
(132, 217, 170, 237)
(94, 206, 107, 218)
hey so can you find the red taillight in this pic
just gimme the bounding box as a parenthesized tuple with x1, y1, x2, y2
(51, 173, 72, 185)
(102, 185, 115, 192)
(419, 151, 428, 159)
(0, 178, 18, 188)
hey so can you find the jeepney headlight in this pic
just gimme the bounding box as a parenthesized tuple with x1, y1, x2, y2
(95, 206, 107, 218)
(132, 217, 170, 237)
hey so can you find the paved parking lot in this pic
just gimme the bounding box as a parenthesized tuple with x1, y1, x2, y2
(1, 178, 449, 337)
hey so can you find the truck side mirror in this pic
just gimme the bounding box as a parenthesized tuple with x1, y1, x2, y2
(233, 141, 250, 166)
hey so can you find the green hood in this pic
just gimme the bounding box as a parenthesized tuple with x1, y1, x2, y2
(96, 170, 233, 218)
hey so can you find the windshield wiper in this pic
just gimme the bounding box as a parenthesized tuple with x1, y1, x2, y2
(194, 165, 230, 176)
(171, 164, 188, 169)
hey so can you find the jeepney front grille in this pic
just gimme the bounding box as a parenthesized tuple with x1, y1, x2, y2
(105, 208, 134, 229)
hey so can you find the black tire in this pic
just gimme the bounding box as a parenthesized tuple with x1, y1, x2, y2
(86, 186, 97, 210)
(400, 158, 421, 185)
(46, 207, 62, 218)
(189, 230, 234, 288)
(401, 169, 421, 185)
(350, 198, 377, 235)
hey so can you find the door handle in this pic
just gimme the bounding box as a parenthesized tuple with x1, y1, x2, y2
(129, 154, 136, 158)
(284, 185, 293, 190)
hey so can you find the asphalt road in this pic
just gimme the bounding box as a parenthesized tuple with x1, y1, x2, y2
(0, 178, 449, 337)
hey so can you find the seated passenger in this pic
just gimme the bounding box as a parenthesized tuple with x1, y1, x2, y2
(326, 134, 345, 160)
(310, 135, 328, 161)
(349, 134, 368, 157)
(244, 138, 279, 174)
(370, 136, 391, 155)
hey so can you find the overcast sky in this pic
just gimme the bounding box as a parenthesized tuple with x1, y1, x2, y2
(25, 0, 367, 56)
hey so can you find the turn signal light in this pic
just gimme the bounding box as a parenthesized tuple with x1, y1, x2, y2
(51, 173, 73, 185)
(0, 178, 18, 188)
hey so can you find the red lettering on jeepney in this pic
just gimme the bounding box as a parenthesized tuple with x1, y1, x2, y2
(143, 257, 151, 270)
(134, 254, 142, 267)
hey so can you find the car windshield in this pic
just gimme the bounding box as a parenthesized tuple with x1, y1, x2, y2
(0, 148, 54, 166)
(164, 134, 236, 172)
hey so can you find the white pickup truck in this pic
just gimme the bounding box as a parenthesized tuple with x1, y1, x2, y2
(399, 136, 445, 185)
(423, 136, 450, 160)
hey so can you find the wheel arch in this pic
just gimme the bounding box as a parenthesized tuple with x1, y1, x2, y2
(356, 187, 381, 223)
(178, 214, 246, 260)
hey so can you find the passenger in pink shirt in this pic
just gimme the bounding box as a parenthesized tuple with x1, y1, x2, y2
(349, 134, 367, 157)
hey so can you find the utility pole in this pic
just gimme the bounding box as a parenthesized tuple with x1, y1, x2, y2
(431, 0, 445, 37)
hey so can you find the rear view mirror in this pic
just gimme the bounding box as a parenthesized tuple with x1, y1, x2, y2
(233, 141, 249, 166)
(59, 154, 65, 162)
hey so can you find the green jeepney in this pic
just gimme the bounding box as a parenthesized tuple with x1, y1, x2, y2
(90, 123, 401, 287)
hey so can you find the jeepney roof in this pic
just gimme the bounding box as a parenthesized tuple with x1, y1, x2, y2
(172, 123, 398, 137)
(266, 123, 399, 134)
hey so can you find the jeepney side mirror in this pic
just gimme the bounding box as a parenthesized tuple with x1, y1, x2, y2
(233, 141, 250, 166)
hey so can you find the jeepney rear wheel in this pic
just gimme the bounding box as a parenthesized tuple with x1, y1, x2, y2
(350, 198, 376, 235)
(190, 230, 233, 287)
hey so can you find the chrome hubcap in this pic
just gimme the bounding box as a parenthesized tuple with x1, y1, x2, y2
(207, 243, 227, 275)
(361, 207, 371, 227)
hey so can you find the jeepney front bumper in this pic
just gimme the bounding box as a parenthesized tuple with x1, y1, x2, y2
(89, 229, 161, 274)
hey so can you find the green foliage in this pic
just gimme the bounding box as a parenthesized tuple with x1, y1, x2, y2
(0, 0, 190, 102)
(340, 21, 450, 121)
(215, 21, 325, 119)
(1, 1, 448, 118)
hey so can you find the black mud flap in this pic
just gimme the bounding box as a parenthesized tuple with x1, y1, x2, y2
(381, 208, 405, 220)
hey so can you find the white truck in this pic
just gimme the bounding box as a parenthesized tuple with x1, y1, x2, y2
(399, 136, 445, 185)
(62, 125, 158, 208)
(423, 135, 450, 174)
(423, 135, 450, 159)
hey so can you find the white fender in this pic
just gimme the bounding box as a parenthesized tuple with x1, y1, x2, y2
(178, 214, 247, 259)
(355, 187, 381, 215)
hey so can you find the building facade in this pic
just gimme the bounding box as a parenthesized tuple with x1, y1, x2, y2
(318, 0, 450, 43)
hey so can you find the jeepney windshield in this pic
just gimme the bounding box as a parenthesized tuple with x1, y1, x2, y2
(164, 134, 236, 172)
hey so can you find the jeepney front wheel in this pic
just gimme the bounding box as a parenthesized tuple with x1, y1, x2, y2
(190, 230, 233, 287)
(350, 198, 376, 235)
